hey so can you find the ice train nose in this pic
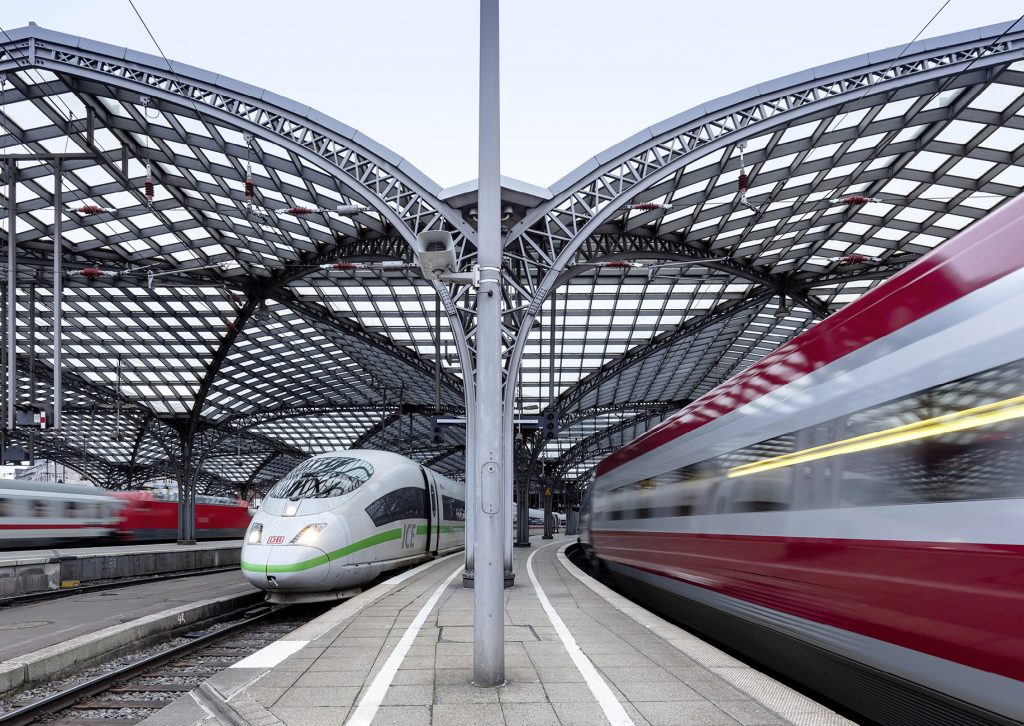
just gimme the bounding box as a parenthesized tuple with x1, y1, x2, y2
(241, 544, 331, 590)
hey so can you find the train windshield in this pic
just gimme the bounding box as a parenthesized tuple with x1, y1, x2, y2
(267, 457, 374, 500)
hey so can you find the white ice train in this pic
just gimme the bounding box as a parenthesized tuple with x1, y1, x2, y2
(241, 449, 465, 603)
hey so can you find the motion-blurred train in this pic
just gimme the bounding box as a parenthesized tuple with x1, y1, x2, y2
(241, 449, 465, 603)
(111, 490, 251, 542)
(0, 479, 250, 548)
(581, 193, 1024, 725)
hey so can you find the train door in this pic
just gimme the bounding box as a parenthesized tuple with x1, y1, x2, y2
(422, 468, 441, 556)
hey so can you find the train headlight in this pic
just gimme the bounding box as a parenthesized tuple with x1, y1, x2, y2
(291, 522, 327, 546)
(246, 523, 263, 545)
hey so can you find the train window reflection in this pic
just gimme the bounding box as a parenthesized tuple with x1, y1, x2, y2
(364, 487, 428, 527)
(268, 457, 374, 500)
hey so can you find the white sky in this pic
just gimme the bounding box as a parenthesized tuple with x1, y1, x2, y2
(2, 1, 1020, 190)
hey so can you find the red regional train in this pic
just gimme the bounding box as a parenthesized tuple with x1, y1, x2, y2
(0, 480, 250, 548)
(581, 193, 1024, 725)
(112, 490, 251, 542)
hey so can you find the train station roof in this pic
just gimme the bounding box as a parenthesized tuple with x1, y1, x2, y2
(0, 20, 1022, 494)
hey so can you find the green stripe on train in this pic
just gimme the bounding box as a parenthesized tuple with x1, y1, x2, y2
(241, 522, 465, 574)
(240, 527, 403, 573)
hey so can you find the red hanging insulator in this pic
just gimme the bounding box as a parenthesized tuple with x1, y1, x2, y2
(288, 206, 313, 215)
(244, 176, 254, 203)
(839, 254, 868, 264)
(226, 321, 237, 332)
(77, 205, 107, 215)
(230, 293, 242, 304)
(144, 178, 154, 203)
(80, 267, 104, 279)
(738, 170, 749, 193)
(332, 262, 359, 270)
(601, 261, 633, 268)
(842, 195, 868, 206)
(631, 202, 659, 210)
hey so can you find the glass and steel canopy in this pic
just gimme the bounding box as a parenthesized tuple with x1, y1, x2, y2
(0, 20, 1021, 499)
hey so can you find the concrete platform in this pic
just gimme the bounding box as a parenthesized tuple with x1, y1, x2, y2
(0, 569, 259, 695)
(0, 540, 242, 597)
(144, 536, 851, 726)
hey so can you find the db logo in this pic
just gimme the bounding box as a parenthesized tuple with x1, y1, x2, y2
(267, 535, 285, 544)
(177, 613, 186, 625)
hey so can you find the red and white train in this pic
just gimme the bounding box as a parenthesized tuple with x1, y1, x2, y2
(0, 480, 250, 548)
(582, 193, 1024, 725)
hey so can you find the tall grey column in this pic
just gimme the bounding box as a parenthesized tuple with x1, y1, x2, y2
(52, 162, 62, 431)
(7, 161, 16, 433)
(473, 0, 505, 687)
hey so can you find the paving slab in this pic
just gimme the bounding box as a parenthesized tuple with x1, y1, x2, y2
(140, 537, 851, 726)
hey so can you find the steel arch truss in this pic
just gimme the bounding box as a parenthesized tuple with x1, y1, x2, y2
(0, 25, 474, 494)
(505, 21, 1024, 487)
(2, 22, 1024, 500)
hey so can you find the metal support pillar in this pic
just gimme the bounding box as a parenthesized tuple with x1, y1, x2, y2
(472, 0, 505, 687)
(502, 374, 514, 585)
(514, 464, 530, 546)
(6, 162, 15, 433)
(52, 162, 62, 432)
(542, 484, 553, 539)
(27, 283, 34, 464)
(177, 431, 197, 544)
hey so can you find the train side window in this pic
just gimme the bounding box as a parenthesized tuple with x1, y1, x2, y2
(364, 487, 428, 527)
(65, 501, 78, 517)
(727, 475, 792, 513)
(0, 498, 7, 516)
(442, 495, 465, 522)
(32, 500, 46, 517)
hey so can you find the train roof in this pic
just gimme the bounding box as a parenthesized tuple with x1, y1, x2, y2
(598, 192, 1024, 477)
(303, 449, 460, 483)
(0, 478, 114, 497)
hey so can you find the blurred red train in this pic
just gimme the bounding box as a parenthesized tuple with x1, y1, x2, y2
(111, 490, 251, 542)
(0, 479, 250, 548)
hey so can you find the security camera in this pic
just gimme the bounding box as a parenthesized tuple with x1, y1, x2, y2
(413, 230, 457, 281)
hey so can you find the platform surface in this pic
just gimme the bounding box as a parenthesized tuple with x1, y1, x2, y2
(147, 535, 850, 726)
(0, 540, 242, 566)
(0, 570, 253, 661)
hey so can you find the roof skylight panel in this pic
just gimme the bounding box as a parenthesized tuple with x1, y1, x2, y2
(905, 150, 949, 172)
(990, 165, 1024, 186)
(959, 193, 1003, 210)
(968, 83, 1023, 113)
(946, 157, 996, 179)
(922, 88, 962, 111)
(934, 120, 986, 146)
(976, 126, 1024, 153)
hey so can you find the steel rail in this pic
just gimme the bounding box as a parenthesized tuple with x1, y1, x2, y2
(0, 604, 283, 726)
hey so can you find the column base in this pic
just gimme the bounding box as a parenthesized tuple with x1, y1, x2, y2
(542, 534, 553, 540)
(176, 539, 197, 545)
(513, 541, 532, 548)
(461, 571, 515, 589)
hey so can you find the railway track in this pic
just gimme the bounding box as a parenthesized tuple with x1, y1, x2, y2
(0, 604, 318, 726)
